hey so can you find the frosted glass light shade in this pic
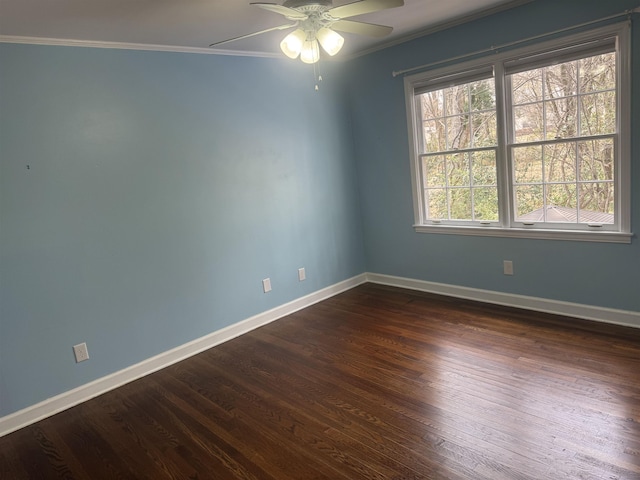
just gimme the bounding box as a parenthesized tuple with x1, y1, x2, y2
(316, 27, 344, 56)
(300, 39, 320, 64)
(280, 29, 306, 59)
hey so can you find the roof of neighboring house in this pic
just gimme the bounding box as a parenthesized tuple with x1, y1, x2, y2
(517, 205, 614, 224)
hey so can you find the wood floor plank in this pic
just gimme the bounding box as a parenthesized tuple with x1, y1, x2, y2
(1, 283, 639, 479)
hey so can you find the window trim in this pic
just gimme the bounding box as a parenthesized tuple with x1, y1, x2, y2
(404, 22, 632, 243)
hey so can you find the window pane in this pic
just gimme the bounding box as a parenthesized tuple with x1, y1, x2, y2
(473, 187, 499, 220)
(444, 84, 469, 116)
(420, 91, 445, 118)
(580, 91, 616, 136)
(470, 79, 496, 111)
(579, 52, 615, 93)
(513, 145, 543, 183)
(579, 138, 614, 181)
(446, 153, 470, 186)
(512, 69, 543, 105)
(544, 62, 577, 98)
(471, 111, 497, 147)
(547, 183, 577, 213)
(449, 188, 472, 220)
(545, 97, 577, 139)
(514, 103, 544, 142)
(579, 182, 615, 223)
(422, 119, 445, 152)
(446, 115, 471, 150)
(472, 150, 497, 186)
(426, 188, 447, 219)
(545, 142, 576, 183)
(515, 185, 544, 220)
(423, 155, 446, 187)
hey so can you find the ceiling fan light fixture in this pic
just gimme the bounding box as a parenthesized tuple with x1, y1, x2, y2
(300, 38, 320, 64)
(211, 0, 403, 67)
(316, 27, 344, 56)
(280, 28, 306, 58)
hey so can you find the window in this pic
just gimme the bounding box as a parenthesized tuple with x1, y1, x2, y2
(404, 23, 631, 243)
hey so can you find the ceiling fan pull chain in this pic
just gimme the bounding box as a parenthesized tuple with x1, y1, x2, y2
(314, 60, 322, 91)
(314, 61, 319, 90)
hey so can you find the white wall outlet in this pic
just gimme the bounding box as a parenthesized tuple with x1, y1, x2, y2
(503, 260, 514, 276)
(262, 278, 272, 293)
(73, 342, 90, 363)
(298, 267, 306, 281)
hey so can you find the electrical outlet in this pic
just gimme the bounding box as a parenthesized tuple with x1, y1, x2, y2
(262, 278, 272, 293)
(73, 343, 90, 363)
(503, 260, 514, 276)
(298, 267, 306, 281)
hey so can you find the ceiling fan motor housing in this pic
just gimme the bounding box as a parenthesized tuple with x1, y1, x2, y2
(283, 0, 332, 9)
(281, 0, 338, 33)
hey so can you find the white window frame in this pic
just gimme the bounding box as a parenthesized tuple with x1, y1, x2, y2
(404, 23, 632, 243)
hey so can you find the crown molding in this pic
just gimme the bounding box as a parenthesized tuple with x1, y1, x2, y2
(0, 35, 281, 58)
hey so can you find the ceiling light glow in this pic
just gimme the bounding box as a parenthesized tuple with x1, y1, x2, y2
(280, 29, 306, 59)
(316, 27, 344, 56)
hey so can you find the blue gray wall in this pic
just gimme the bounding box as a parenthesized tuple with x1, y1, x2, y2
(348, 0, 640, 312)
(0, 45, 365, 416)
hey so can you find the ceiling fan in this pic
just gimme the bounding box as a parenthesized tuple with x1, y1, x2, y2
(209, 0, 405, 64)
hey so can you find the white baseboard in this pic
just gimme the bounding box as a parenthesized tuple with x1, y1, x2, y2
(0, 274, 367, 438)
(366, 272, 640, 329)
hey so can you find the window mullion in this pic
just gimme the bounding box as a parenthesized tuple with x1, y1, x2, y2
(494, 61, 512, 228)
(616, 25, 631, 234)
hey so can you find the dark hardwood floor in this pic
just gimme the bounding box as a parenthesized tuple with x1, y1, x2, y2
(2, 283, 640, 479)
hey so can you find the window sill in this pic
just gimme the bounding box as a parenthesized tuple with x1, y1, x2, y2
(413, 224, 633, 243)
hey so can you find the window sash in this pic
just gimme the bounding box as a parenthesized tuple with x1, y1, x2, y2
(504, 46, 618, 231)
(507, 135, 618, 231)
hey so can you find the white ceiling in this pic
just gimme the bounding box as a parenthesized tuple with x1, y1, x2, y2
(0, 0, 530, 58)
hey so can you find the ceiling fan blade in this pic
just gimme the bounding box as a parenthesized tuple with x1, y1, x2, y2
(328, 0, 404, 19)
(209, 23, 296, 48)
(250, 3, 308, 20)
(331, 19, 393, 37)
